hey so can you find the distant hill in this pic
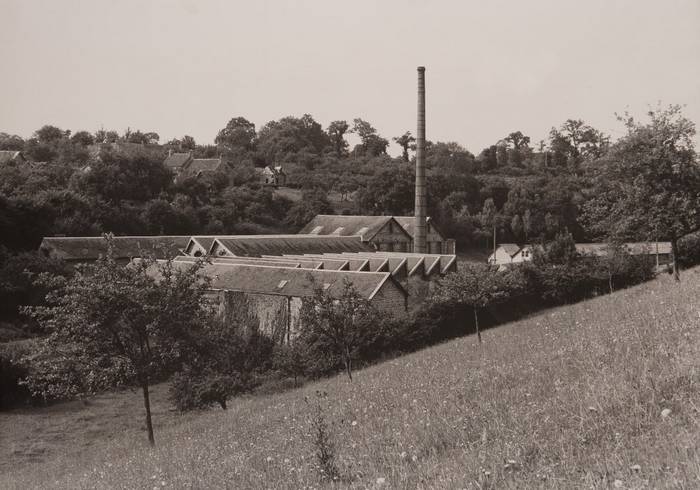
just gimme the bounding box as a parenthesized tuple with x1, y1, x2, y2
(3, 267, 698, 487)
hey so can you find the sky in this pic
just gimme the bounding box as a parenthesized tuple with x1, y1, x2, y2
(1, 0, 699, 156)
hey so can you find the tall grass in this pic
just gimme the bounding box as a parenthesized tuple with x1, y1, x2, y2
(2, 268, 699, 489)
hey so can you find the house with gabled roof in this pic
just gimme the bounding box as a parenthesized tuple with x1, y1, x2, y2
(256, 165, 286, 186)
(157, 261, 408, 343)
(299, 215, 414, 252)
(163, 151, 230, 182)
(393, 216, 455, 254)
(0, 150, 26, 165)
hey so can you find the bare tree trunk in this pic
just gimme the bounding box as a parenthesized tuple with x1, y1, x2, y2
(671, 237, 680, 282)
(474, 307, 481, 343)
(343, 345, 353, 381)
(608, 273, 614, 294)
(141, 379, 155, 446)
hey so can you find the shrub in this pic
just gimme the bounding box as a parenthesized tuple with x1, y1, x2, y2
(0, 339, 36, 408)
(169, 370, 254, 411)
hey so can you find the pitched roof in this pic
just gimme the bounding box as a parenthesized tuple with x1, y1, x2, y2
(162, 261, 406, 300)
(186, 158, 226, 174)
(299, 215, 404, 241)
(499, 244, 521, 256)
(163, 152, 192, 169)
(174, 256, 303, 269)
(39, 236, 191, 261)
(393, 216, 446, 240)
(0, 150, 23, 164)
(212, 235, 371, 257)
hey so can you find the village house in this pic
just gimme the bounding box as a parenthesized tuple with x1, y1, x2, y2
(488, 242, 673, 266)
(299, 214, 456, 253)
(255, 165, 286, 186)
(394, 216, 456, 254)
(39, 236, 191, 264)
(163, 260, 408, 343)
(0, 150, 26, 165)
(163, 151, 230, 182)
(299, 215, 414, 252)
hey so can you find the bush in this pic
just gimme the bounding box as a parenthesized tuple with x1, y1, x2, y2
(169, 370, 254, 411)
(0, 339, 36, 408)
(678, 232, 700, 268)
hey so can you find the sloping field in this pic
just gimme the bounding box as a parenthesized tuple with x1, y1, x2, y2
(2, 269, 699, 489)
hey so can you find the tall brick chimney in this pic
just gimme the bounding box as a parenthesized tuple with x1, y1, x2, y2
(414, 66, 427, 253)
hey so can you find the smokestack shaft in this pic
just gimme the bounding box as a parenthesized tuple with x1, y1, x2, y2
(414, 66, 427, 253)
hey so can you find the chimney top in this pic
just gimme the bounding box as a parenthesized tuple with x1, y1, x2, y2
(417, 66, 425, 72)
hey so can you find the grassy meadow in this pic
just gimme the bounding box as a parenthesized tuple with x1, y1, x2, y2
(1, 268, 699, 489)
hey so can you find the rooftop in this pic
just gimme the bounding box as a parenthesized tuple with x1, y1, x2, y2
(40, 236, 191, 261)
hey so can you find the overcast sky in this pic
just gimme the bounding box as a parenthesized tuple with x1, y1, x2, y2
(1, 0, 699, 156)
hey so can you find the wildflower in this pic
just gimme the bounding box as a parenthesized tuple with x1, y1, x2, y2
(661, 408, 671, 418)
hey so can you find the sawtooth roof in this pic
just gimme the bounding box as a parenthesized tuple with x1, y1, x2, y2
(162, 261, 406, 300)
(40, 236, 191, 261)
(212, 235, 371, 257)
(298, 215, 400, 241)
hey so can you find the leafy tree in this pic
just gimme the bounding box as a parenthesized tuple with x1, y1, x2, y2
(480, 198, 498, 254)
(393, 131, 415, 162)
(583, 105, 700, 280)
(34, 125, 67, 144)
(24, 243, 211, 445)
(285, 188, 333, 229)
(298, 279, 377, 380)
(215, 117, 256, 151)
(257, 115, 330, 162)
(180, 135, 196, 151)
(431, 264, 523, 343)
(327, 120, 349, 157)
(351, 118, 389, 157)
(94, 129, 119, 143)
(511, 214, 523, 242)
(523, 209, 533, 242)
(549, 119, 608, 170)
(72, 153, 172, 203)
(70, 131, 95, 147)
(534, 231, 578, 266)
(0, 133, 25, 151)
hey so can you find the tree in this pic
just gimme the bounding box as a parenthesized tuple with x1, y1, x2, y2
(215, 117, 256, 151)
(511, 214, 523, 242)
(351, 119, 389, 157)
(393, 131, 415, 162)
(327, 120, 349, 157)
(34, 125, 67, 144)
(583, 105, 700, 280)
(480, 198, 498, 254)
(181, 135, 196, 151)
(70, 131, 95, 147)
(298, 279, 377, 380)
(431, 264, 523, 343)
(24, 241, 210, 445)
(549, 119, 609, 170)
(257, 115, 330, 162)
(523, 209, 533, 242)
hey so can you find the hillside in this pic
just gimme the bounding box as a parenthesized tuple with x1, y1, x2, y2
(2, 269, 699, 489)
